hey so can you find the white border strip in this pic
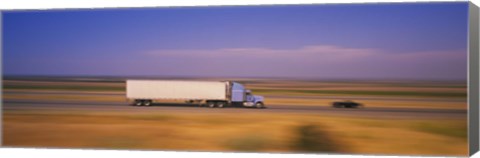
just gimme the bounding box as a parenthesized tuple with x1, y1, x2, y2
(0, 148, 451, 158)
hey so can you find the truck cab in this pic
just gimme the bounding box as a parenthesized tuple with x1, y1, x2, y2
(243, 90, 265, 108)
(230, 82, 265, 108)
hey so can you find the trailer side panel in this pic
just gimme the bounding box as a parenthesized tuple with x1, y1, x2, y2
(126, 80, 227, 100)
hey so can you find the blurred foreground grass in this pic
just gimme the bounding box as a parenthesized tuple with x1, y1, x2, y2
(411, 122, 467, 138)
(3, 110, 467, 156)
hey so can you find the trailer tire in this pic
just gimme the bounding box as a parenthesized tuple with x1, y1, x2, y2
(216, 102, 225, 108)
(143, 100, 152, 106)
(134, 100, 143, 106)
(207, 102, 215, 108)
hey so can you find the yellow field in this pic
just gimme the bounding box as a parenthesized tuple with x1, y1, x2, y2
(3, 110, 467, 156)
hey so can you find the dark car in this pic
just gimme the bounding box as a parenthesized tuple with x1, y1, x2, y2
(332, 101, 364, 108)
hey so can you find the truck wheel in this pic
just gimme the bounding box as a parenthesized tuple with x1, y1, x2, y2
(143, 100, 152, 106)
(216, 102, 225, 108)
(255, 102, 264, 108)
(134, 100, 143, 106)
(207, 102, 215, 108)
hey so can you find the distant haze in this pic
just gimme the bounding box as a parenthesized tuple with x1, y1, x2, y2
(3, 3, 468, 80)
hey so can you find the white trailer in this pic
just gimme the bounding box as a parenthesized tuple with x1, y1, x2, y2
(126, 80, 265, 108)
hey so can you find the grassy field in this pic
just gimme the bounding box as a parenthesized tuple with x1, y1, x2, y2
(3, 110, 467, 156)
(2, 77, 469, 156)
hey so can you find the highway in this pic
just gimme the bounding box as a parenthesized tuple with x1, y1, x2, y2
(3, 99, 467, 119)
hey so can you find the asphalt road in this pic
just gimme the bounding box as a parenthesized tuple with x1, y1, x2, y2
(2, 99, 467, 119)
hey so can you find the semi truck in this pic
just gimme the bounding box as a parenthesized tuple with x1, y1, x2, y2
(126, 80, 265, 108)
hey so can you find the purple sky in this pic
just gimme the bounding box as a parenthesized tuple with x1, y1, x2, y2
(3, 2, 469, 80)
